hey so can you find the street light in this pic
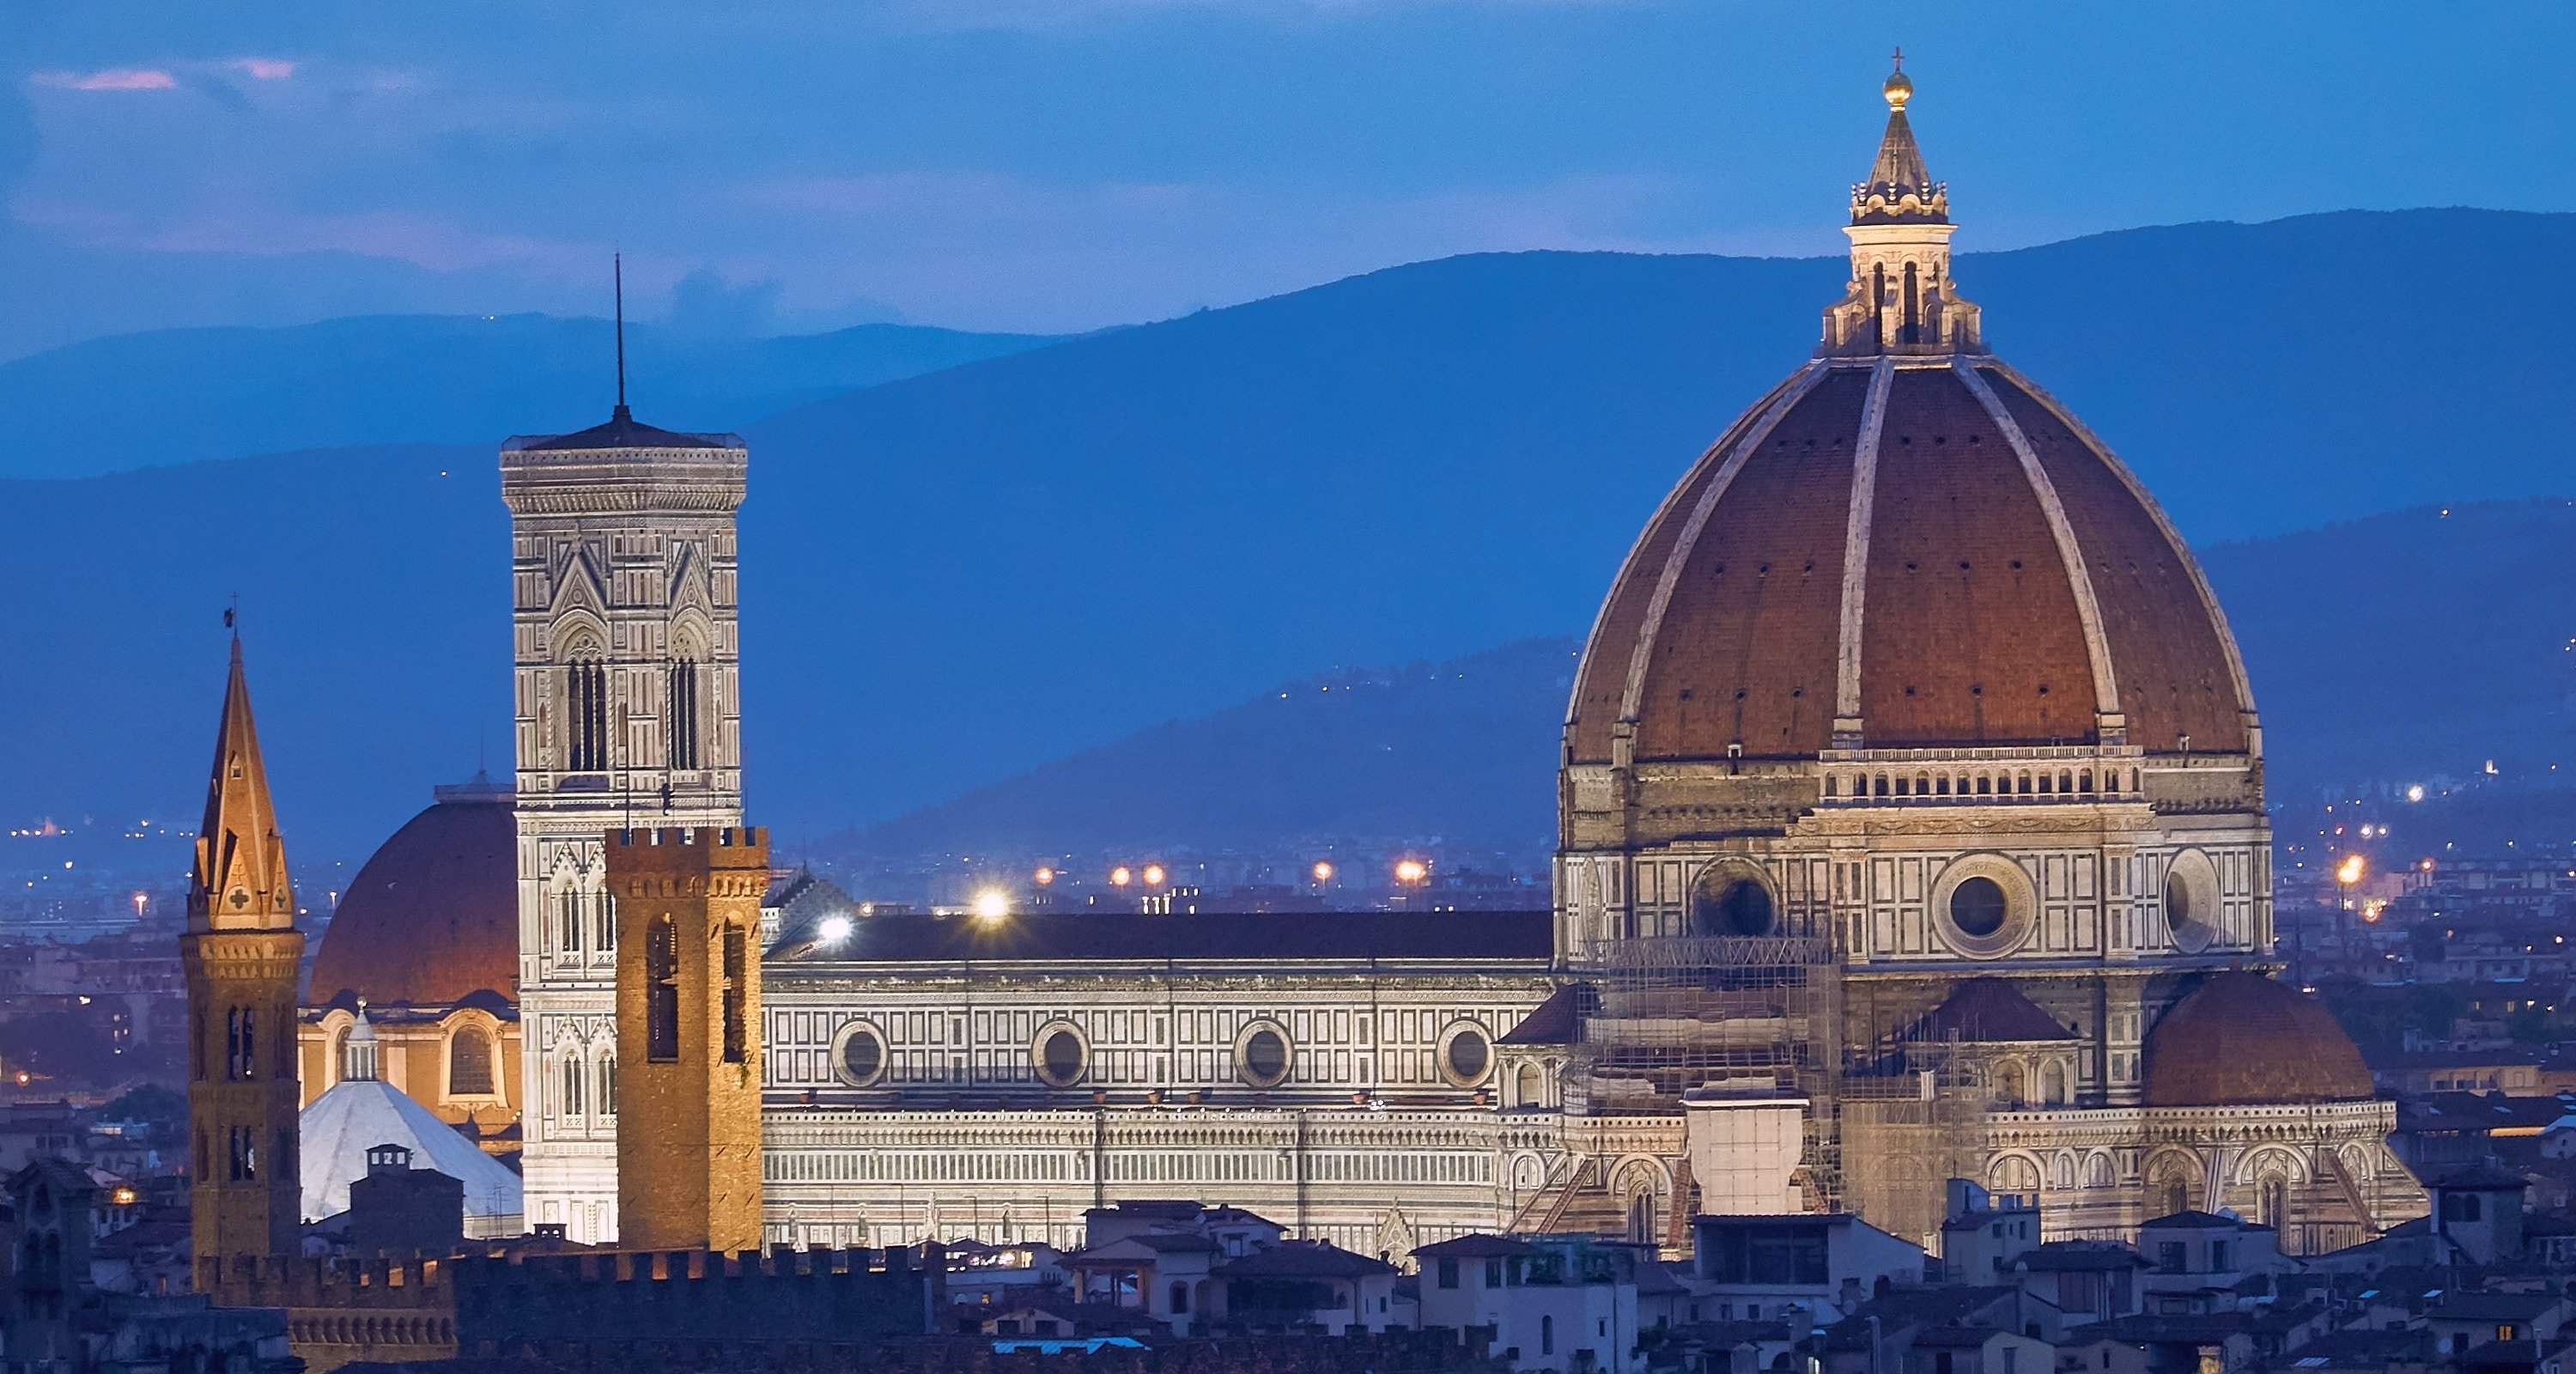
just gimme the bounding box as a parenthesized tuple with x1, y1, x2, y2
(1394, 859, 1429, 885)
(972, 890, 1011, 921)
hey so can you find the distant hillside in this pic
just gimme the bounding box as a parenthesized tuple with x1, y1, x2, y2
(842, 638, 1579, 864)
(821, 501, 2576, 866)
(4, 210, 2574, 858)
(0, 315, 1062, 478)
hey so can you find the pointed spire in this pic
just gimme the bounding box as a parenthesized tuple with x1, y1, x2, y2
(189, 635, 295, 931)
(1853, 47, 1947, 225)
(612, 253, 631, 423)
(1819, 57, 1981, 357)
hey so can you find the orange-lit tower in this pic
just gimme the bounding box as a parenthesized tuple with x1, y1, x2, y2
(180, 637, 307, 1292)
(608, 824, 767, 1253)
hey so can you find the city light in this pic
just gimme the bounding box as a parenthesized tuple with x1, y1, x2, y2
(2406, 784, 2426, 803)
(1141, 864, 1168, 887)
(2336, 854, 2366, 885)
(1109, 866, 1133, 886)
(1394, 859, 1429, 885)
(1311, 861, 1334, 883)
(111, 1187, 136, 1206)
(1033, 866, 1055, 886)
(972, 890, 1012, 921)
(817, 915, 854, 945)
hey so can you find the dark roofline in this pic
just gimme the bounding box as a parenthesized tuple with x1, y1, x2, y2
(774, 909, 1553, 969)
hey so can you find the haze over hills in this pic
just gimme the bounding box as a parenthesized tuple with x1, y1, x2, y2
(0, 315, 1061, 479)
(823, 499, 2576, 871)
(2, 209, 2571, 865)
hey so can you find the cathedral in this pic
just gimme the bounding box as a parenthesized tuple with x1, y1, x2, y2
(262, 64, 2424, 1266)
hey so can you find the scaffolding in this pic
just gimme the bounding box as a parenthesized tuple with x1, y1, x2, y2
(1571, 935, 1846, 1209)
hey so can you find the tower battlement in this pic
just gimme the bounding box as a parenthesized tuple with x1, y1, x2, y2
(608, 825, 769, 855)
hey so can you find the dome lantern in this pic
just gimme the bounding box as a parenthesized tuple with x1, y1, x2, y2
(1823, 58, 1982, 356)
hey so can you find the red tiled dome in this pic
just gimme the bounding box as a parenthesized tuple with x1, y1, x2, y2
(1566, 358, 2253, 763)
(2141, 972, 2373, 1106)
(309, 780, 517, 1007)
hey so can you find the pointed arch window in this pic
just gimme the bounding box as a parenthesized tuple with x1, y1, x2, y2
(559, 1054, 586, 1116)
(647, 914, 679, 1061)
(593, 888, 616, 954)
(596, 1048, 617, 1116)
(556, 886, 582, 955)
(667, 660, 702, 770)
(567, 658, 610, 772)
(720, 923, 748, 1064)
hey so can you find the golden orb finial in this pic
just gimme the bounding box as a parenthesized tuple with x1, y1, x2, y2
(1884, 46, 1912, 112)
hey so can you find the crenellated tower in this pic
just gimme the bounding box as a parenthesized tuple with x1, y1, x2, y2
(502, 386, 748, 1245)
(181, 637, 306, 1293)
(607, 825, 767, 1253)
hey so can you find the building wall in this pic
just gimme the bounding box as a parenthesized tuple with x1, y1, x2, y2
(297, 1008, 522, 1142)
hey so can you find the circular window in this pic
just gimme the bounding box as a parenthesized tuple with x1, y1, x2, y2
(1931, 856, 2033, 958)
(1237, 1023, 1291, 1088)
(1035, 1024, 1088, 1087)
(835, 1023, 887, 1086)
(1689, 863, 1777, 937)
(1949, 877, 2008, 937)
(2163, 850, 2220, 954)
(1439, 1023, 1493, 1087)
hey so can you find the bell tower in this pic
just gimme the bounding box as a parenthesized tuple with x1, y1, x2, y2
(180, 637, 306, 1293)
(607, 825, 767, 1253)
(501, 265, 749, 1243)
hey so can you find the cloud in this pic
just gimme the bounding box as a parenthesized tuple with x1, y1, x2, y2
(32, 70, 179, 93)
(233, 59, 295, 82)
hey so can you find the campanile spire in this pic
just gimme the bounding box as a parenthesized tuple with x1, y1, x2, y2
(191, 636, 295, 928)
(180, 634, 307, 1293)
(1820, 56, 1983, 356)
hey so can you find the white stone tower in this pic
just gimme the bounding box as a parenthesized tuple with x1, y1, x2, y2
(501, 332, 746, 1243)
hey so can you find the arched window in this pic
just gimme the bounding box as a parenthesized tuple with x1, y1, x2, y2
(647, 915, 680, 1061)
(667, 661, 701, 770)
(1900, 259, 1921, 344)
(2038, 1060, 2067, 1107)
(557, 886, 582, 955)
(449, 1027, 495, 1097)
(567, 658, 610, 772)
(1626, 1192, 1656, 1244)
(560, 1055, 586, 1116)
(596, 1049, 617, 1116)
(720, 923, 748, 1065)
(593, 888, 616, 953)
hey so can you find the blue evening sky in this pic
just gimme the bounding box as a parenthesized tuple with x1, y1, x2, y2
(0, 2, 2561, 356)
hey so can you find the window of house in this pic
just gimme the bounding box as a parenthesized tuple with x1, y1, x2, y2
(1437, 1259, 1459, 1290)
(1540, 1316, 1553, 1356)
(2157, 1242, 2185, 1271)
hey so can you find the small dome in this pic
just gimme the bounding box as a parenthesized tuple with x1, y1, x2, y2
(2142, 972, 2374, 1106)
(310, 777, 516, 1007)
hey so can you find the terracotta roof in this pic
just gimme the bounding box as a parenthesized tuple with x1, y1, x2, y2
(1499, 985, 1583, 1044)
(502, 406, 741, 453)
(1414, 1234, 1538, 1259)
(2140, 973, 2374, 1107)
(1567, 358, 2251, 763)
(1902, 978, 2077, 1043)
(774, 909, 1552, 967)
(308, 783, 518, 1007)
(1213, 1240, 1396, 1280)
